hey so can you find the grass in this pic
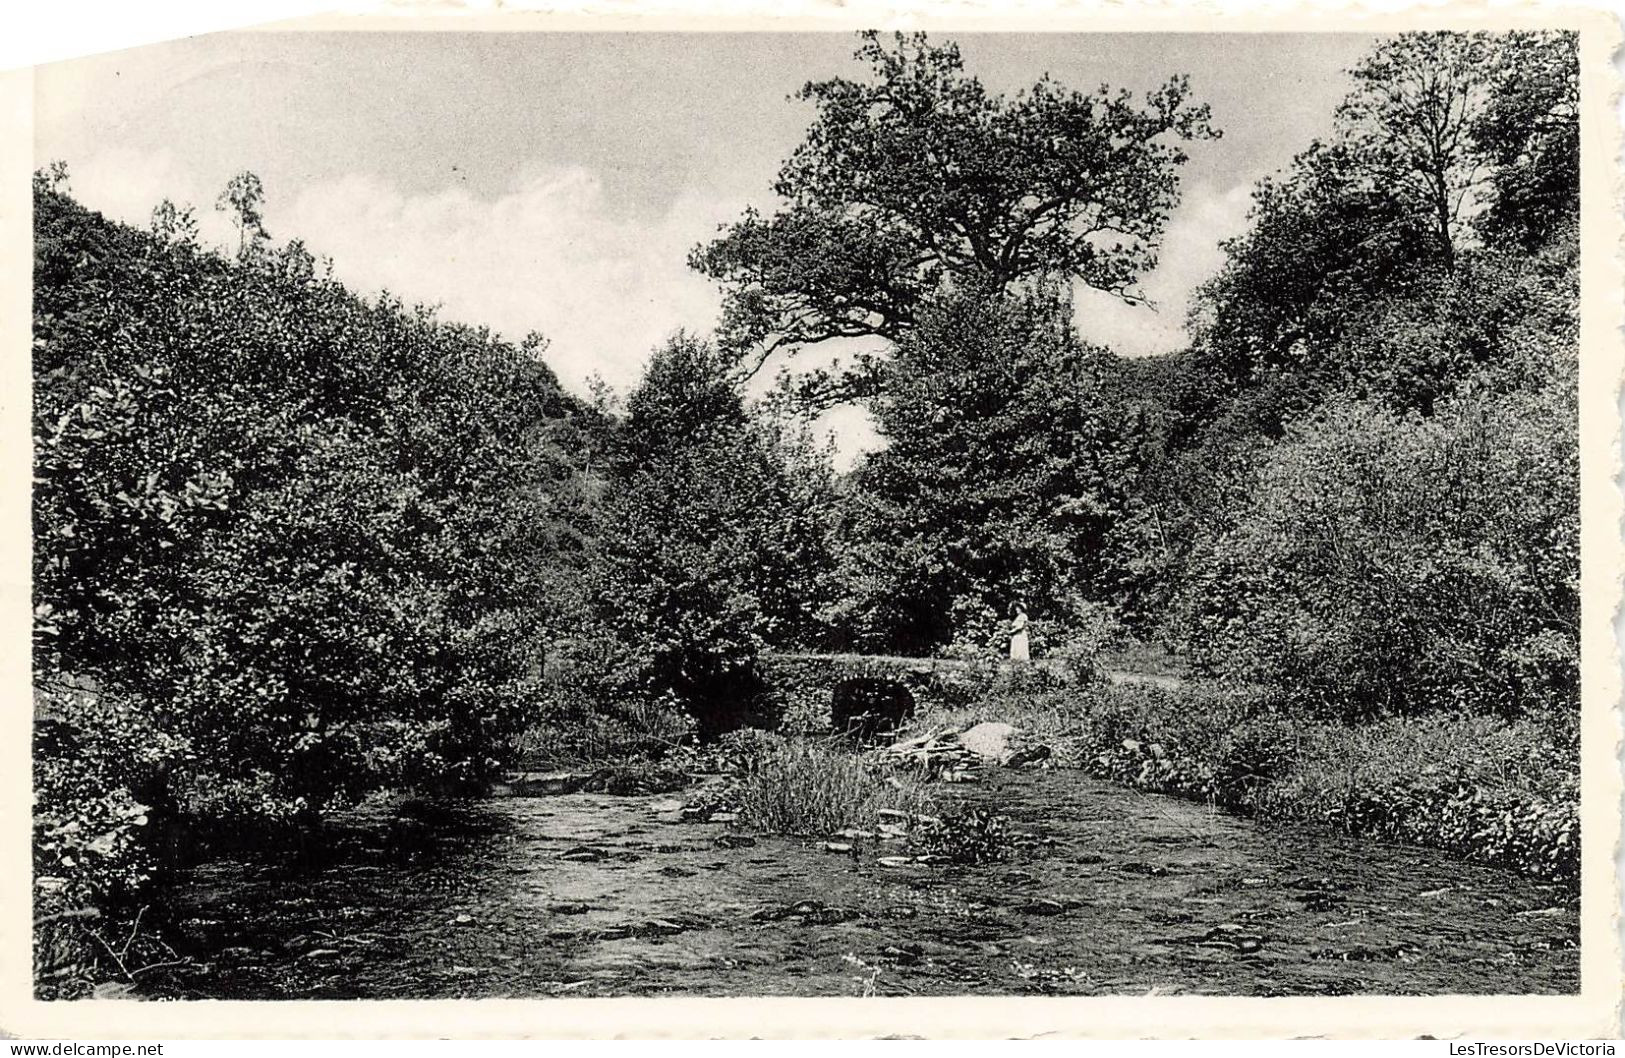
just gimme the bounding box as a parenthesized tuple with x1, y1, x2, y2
(734, 740, 934, 836)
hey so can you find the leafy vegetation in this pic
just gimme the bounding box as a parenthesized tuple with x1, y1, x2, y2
(33, 27, 1585, 993)
(1175, 381, 1577, 722)
(33, 184, 600, 990)
(931, 683, 1578, 882)
(1149, 30, 1579, 729)
(833, 280, 1155, 655)
(568, 334, 842, 737)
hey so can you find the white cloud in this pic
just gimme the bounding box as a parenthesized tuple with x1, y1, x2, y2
(61, 149, 729, 395)
(282, 170, 727, 394)
(1071, 181, 1254, 357)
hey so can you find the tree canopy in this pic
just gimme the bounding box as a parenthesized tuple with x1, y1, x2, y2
(1145, 30, 1580, 720)
(690, 30, 1216, 401)
(1333, 32, 1499, 269)
(577, 335, 841, 737)
(1169, 29, 1578, 450)
(833, 280, 1152, 654)
(1474, 31, 1579, 249)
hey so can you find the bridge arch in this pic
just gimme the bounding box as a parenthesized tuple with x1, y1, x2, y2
(755, 652, 1085, 734)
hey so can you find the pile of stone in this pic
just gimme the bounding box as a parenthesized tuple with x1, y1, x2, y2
(875, 721, 1057, 781)
(873, 721, 1026, 782)
(820, 808, 961, 866)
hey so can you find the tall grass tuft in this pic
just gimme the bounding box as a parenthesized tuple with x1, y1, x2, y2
(735, 740, 933, 836)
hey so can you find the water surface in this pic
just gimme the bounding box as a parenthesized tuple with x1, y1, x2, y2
(140, 768, 1579, 998)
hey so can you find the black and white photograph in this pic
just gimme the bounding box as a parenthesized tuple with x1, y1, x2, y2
(10, 6, 1623, 1036)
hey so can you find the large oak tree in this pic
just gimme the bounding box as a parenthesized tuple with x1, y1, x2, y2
(690, 31, 1216, 403)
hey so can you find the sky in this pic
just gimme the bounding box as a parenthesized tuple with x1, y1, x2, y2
(34, 30, 1380, 458)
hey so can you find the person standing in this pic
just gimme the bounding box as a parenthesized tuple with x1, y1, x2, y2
(1009, 603, 1030, 662)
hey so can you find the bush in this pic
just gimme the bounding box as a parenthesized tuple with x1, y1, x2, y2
(735, 741, 933, 836)
(913, 808, 1016, 865)
(1174, 380, 1577, 722)
(32, 680, 184, 995)
(516, 678, 695, 770)
(1043, 599, 1126, 680)
(34, 186, 598, 822)
(976, 682, 1577, 884)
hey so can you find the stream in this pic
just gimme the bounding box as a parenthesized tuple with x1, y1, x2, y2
(137, 768, 1579, 998)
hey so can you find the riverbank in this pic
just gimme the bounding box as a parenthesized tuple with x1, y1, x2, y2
(896, 678, 1580, 887)
(515, 662, 1580, 887)
(37, 670, 1580, 999)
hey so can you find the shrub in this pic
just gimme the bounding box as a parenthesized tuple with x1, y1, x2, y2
(34, 186, 597, 822)
(735, 741, 933, 836)
(1173, 381, 1577, 723)
(32, 680, 185, 995)
(966, 682, 1578, 883)
(515, 679, 695, 770)
(1043, 598, 1126, 681)
(913, 808, 1016, 865)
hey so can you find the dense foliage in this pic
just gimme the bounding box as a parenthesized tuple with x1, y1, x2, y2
(1150, 30, 1580, 725)
(833, 280, 1150, 655)
(35, 187, 599, 813)
(555, 335, 842, 740)
(1175, 380, 1577, 722)
(691, 28, 1582, 879)
(34, 29, 1586, 992)
(33, 186, 599, 987)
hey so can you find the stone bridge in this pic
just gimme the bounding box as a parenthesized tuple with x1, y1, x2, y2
(755, 652, 1088, 736)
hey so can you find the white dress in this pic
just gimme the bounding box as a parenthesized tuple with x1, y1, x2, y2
(1009, 614, 1030, 661)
